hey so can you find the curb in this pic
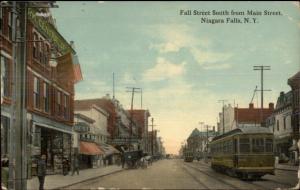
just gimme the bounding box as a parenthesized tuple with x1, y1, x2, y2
(52, 168, 125, 189)
(275, 167, 298, 172)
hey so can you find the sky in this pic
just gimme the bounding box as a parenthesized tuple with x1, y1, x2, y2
(51, 1, 300, 154)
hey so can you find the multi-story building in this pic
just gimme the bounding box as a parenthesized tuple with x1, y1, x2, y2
(72, 96, 139, 152)
(219, 103, 274, 135)
(288, 71, 300, 165)
(270, 91, 293, 162)
(127, 109, 151, 153)
(186, 128, 216, 159)
(73, 113, 103, 169)
(1, 5, 81, 178)
(218, 104, 235, 134)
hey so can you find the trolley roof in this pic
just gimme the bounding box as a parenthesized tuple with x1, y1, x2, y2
(212, 127, 273, 141)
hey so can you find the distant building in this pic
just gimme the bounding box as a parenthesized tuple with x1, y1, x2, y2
(127, 109, 151, 153)
(234, 103, 274, 128)
(73, 113, 103, 169)
(187, 128, 216, 158)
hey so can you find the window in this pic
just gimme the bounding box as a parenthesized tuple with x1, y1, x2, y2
(45, 44, 50, 65)
(33, 33, 38, 59)
(33, 77, 40, 109)
(1, 116, 10, 156)
(8, 11, 12, 40)
(57, 91, 61, 116)
(283, 117, 286, 130)
(39, 37, 43, 63)
(252, 138, 264, 153)
(43, 82, 49, 112)
(265, 138, 273, 152)
(1, 55, 10, 97)
(0, 7, 3, 33)
(63, 94, 68, 119)
(239, 138, 250, 153)
(277, 120, 279, 131)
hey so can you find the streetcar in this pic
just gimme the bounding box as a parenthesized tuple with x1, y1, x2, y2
(183, 149, 194, 162)
(210, 127, 275, 180)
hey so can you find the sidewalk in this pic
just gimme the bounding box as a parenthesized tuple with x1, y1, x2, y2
(275, 163, 298, 172)
(27, 165, 124, 190)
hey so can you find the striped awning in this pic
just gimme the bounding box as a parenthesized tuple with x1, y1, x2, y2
(80, 141, 103, 155)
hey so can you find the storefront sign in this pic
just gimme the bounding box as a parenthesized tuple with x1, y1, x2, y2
(108, 138, 140, 145)
(27, 8, 75, 55)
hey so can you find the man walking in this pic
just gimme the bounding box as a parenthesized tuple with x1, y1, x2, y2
(72, 155, 79, 175)
(37, 154, 47, 190)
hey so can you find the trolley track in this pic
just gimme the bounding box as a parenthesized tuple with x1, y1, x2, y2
(190, 161, 294, 189)
(181, 164, 210, 189)
(183, 162, 239, 189)
(184, 162, 266, 189)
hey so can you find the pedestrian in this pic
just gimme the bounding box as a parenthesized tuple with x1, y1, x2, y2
(37, 154, 47, 190)
(62, 157, 69, 176)
(72, 155, 79, 175)
(121, 154, 125, 169)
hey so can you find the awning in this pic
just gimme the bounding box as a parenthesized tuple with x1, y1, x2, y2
(80, 141, 103, 155)
(98, 143, 120, 156)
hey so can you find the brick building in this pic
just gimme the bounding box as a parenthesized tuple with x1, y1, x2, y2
(1, 6, 81, 178)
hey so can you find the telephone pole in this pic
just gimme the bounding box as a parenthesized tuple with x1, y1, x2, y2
(253, 65, 271, 125)
(148, 118, 157, 156)
(126, 87, 141, 150)
(218, 100, 227, 134)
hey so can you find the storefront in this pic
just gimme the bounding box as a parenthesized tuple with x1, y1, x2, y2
(79, 141, 103, 169)
(275, 136, 293, 163)
(28, 114, 73, 177)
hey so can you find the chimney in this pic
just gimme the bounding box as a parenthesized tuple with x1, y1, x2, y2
(269, 103, 274, 110)
(249, 103, 254, 109)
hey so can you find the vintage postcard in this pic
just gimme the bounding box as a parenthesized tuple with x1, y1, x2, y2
(1, 1, 300, 190)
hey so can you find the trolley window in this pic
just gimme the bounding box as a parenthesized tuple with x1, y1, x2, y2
(265, 138, 273, 152)
(239, 138, 250, 153)
(252, 138, 264, 153)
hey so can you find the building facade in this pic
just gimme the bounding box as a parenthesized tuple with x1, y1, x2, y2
(1, 5, 81, 179)
(288, 71, 300, 165)
(272, 91, 293, 162)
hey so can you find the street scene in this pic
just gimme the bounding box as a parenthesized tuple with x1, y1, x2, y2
(1, 1, 300, 190)
(66, 159, 297, 189)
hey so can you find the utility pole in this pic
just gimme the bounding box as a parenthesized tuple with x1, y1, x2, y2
(148, 118, 157, 156)
(253, 65, 271, 126)
(113, 72, 115, 99)
(218, 100, 227, 134)
(126, 87, 141, 150)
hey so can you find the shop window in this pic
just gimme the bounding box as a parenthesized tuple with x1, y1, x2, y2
(252, 138, 264, 153)
(43, 82, 49, 113)
(1, 55, 10, 97)
(239, 138, 250, 153)
(265, 138, 273, 152)
(33, 77, 40, 109)
(1, 116, 10, 156)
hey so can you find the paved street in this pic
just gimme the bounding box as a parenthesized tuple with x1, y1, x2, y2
(65, 159, 297, 189)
